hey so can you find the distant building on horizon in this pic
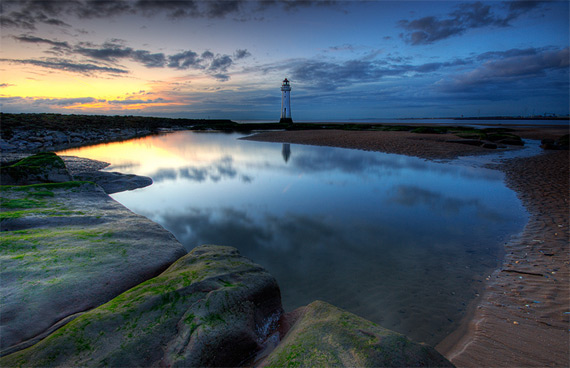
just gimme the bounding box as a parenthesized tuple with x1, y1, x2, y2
(280, 78, 293, 123)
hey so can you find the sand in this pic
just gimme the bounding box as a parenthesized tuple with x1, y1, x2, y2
(245, 126, 569, 367)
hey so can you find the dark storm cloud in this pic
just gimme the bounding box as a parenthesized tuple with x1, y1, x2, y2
(0, 58, 128, 74)
(399, 1, 544, 45)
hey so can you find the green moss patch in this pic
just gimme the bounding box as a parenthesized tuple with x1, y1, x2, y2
(262, 301, 453, 368)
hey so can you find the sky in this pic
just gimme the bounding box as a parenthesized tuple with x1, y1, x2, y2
(0, 0, 568, 120)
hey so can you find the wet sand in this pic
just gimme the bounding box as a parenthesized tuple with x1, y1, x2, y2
(245, 126, 569, 367)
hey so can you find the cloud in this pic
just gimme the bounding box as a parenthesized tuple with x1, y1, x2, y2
(0, 58, 129, 74)
(1, 0, 341, 29)
(440, 47, 569, 91)
(210, 55, 233, 71)
(4, 33, 248, 79)
(74, 42, 167, 68)
(0, 83, 15, 88)
(107, 98, 170, 105)
(282, 55, 469, 90)
(13, 34, 71, 49)
(33, 97, 99, 106)
(150, 156, 246, 184)
(399, 1, 544, 45)
(168, 50, 201, 69)
(234, 49, 251, 59)
(167, 50, 239, 80)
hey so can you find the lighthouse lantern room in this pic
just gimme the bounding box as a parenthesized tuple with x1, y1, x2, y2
(280, 78, 293, 123)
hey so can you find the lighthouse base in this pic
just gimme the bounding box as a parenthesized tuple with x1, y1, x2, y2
(279, 118, 293, 123)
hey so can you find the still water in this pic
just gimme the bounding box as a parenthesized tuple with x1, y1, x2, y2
(58, 131, 527, 345)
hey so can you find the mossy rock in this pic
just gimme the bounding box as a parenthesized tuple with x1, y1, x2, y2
(261, 301, 454, 368)
(0, 153, 72, 185)
(0, 182, 186, 355)
(1, 245, 283, 367)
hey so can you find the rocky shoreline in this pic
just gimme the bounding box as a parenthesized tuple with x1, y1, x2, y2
(0, 127, 155, 154)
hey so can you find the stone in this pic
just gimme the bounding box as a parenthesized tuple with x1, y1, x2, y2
(74, 171, 153, 194)
(541, 135, 569, 150)
(0, 139, 17, 151)
(1, 245, 283, 367)
(260, 300, 454, 368)
(0, 182, 187, 355)
(0, 153, 72, 185)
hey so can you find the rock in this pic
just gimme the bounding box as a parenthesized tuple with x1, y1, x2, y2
(260, 300, 454, 368)
(1, 245, 283, 367)
(0, 139, 17, 151)
(0, 182, 187, 355)
(481, 142, 497, 149)
(73, 171, 153, 194)
(0, 153, 72, 185)
(541, 135, 569, 150)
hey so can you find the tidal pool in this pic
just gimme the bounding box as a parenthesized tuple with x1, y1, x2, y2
(59, 131, 528, 345)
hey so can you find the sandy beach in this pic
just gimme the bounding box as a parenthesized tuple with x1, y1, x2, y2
(245, 126, 569, 367)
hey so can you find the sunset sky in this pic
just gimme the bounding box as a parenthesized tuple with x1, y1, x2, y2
(1, 0, 568, 120)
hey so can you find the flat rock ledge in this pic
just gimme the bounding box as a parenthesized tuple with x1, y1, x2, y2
(0, 181, 187, 355)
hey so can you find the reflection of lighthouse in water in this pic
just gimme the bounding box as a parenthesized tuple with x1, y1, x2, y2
(280, 78, 293, 123)
(282, 143, 291, 163)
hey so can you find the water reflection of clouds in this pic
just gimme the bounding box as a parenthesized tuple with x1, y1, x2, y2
(149, 156, 254, 184)
(148, 203, 507, 347)
(250, 144, 503, 183)
(389, 185, 508, 221)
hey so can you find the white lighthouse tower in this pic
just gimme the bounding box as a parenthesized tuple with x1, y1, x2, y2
(280, 78, 293, 123)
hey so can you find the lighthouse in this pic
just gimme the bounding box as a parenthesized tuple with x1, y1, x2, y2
(280, 78, 293, 123)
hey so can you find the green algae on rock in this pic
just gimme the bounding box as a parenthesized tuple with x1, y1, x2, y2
(1, 153, 72, 185)
(1, 245, 283, 367)
(261, 300, 454, 368)
(0, 181, 186, 355)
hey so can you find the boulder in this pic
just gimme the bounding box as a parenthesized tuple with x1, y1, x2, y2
(1, 245, 283, 367)
(0, 182, 187, 355)
(0, 153, 72, 185)
(261, 300, 454, 368)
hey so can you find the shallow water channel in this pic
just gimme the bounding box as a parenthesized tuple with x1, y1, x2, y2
(59, 131, 528, 346)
